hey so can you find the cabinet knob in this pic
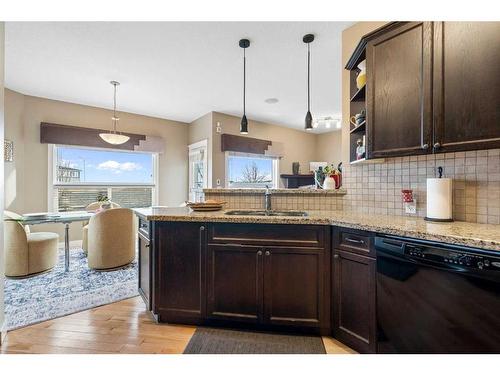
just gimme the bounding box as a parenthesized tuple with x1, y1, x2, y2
(145, 244, 150, 248)
(334, 254, 339, 259)
(200, 226, 205, 231)
(257, 250, 263, 256)
(265, 251, 271, 256)
(422, 143, 429, 150)
(433, 142, 441, 150)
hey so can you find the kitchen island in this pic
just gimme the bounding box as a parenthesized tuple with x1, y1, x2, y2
(134, 207, 500, 353)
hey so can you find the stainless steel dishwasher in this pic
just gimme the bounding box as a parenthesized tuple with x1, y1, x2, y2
(375, 235, 500, 353)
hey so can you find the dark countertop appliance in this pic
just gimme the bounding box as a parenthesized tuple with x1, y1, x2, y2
(375, 235, 500, 353)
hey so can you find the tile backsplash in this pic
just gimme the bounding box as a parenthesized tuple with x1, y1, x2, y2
(205, 149, 500, 224)
(342, 149, 500, 224)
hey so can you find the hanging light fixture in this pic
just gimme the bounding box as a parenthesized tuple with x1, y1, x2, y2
(303, 34, 315, 131)
(99, 81, 130, 145)
(239, 38, 250, 134)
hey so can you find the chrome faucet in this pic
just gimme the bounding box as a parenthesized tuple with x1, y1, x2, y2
(265, 185, 272, 211)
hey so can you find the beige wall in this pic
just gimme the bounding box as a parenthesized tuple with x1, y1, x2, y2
(0, 21, 5, 340)
(4, 89, 189, 238)
(211, 112, 328, 188)
(316, 130, 343, 168)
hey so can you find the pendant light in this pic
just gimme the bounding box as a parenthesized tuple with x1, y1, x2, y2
(239, 38, 250, 134)
(303, 34, 315, 131)
(99, 81, 130, 145)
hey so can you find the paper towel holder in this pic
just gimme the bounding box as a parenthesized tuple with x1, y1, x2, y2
(424, 166, 454, 222)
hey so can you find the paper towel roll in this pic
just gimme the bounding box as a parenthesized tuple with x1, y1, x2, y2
(426, 178, 453, 221)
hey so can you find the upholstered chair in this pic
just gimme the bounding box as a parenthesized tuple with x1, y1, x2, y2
(4, 211, 59, 278)
(86, 208, 135, 270)
(82, 201, 121, 253)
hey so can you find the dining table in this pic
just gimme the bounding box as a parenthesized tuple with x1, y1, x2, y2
(14, 211, 94, 272)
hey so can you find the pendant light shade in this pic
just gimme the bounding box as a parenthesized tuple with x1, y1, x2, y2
(239, 38, 250, 134)
(99, 81, 130, 145)
(303, 34, 315, 131)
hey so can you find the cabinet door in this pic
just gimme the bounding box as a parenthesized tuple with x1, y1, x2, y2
(433, 22, 500, 153)
(333, 250, 376, 353)
(138, 231, 151, 310)
(263, 246, 330, 334)
(207, 244, 263, 324)
(366, 22, 433, 158)
(156, 222, 206, 324)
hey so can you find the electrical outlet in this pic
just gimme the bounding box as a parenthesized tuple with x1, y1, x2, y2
(216, 122, 222, 133)
(404, 200, 417, 214)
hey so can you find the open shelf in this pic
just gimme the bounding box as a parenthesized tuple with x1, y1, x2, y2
(349, 120, 366, 134)
(350, 85, 366, 102)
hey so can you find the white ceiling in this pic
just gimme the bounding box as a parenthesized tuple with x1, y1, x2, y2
(5, 22, 352, 132)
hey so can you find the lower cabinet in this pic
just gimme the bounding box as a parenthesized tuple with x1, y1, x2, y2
(332, 232, 377, 353)
(206, 244, 330, 333)
(207, 244, 263, 323)
(264, 246, 329, 331)
(155, 221, 207, 324)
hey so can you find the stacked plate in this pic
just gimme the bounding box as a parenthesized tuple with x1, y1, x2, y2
(186, 201, 226, 212)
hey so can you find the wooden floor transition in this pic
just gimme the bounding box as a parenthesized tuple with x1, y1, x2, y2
(0, 297, 356, 354)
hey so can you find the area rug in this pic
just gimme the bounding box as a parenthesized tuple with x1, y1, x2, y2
(183, 327, 326, 354)
(4, 246, 138, 331)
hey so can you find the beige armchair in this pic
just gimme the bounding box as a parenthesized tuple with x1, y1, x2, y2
(85, 208, 135, 270)
(4, 211, 59, 278)
(82, 201, 121, 252)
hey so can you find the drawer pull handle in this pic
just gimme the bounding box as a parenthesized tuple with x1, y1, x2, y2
(345, 237, 364, 245)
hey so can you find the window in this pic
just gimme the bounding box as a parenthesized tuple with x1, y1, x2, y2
(188, 140, 208, 202)
(50, 145, 157, 212)
(226, 152, 279, 188)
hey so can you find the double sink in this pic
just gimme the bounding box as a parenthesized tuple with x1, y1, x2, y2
(225, 210, 308, 217)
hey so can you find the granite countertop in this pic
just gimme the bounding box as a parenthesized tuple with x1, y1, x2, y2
(134, 207, 500, 252)
(203, 188, 347, 195)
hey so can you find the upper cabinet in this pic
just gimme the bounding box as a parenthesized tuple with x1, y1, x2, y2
(366, 22, 433, 159)
(432, 22, 500, 153)
(347, 21, 500, 160)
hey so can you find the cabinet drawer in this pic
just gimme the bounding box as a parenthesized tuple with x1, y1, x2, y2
(333, 227, 375, 257)
(208, 223, 326, 248)
(138, 217, 150, 239)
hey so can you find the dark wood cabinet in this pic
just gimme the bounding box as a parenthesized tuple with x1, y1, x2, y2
(350, 21, 500, 160)
(155, 221, 206, 324)
(366, 22, 433, 158)
(332, 228, 376, 353)
(206, 223, 330, 334)
(433, 22, 500, 153)
(138, 230, 152, 311)
(263, 246, 329, 333)
(207, 244, 263, 324)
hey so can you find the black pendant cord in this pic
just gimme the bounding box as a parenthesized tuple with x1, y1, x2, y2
(307, 42, 310, 113)
(243, 48, 246, 117)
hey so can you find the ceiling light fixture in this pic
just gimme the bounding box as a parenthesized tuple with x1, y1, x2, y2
(239, 38, 250, 134)
(99, 81, 130, 145)
(303, 34, 315, 131)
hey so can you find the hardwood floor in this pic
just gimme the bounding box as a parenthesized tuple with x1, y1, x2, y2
(0, 297, 356, 354)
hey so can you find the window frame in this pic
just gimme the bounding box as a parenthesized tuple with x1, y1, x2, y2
(48, 144, 159, 212)
(224, 151, 279, 189)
